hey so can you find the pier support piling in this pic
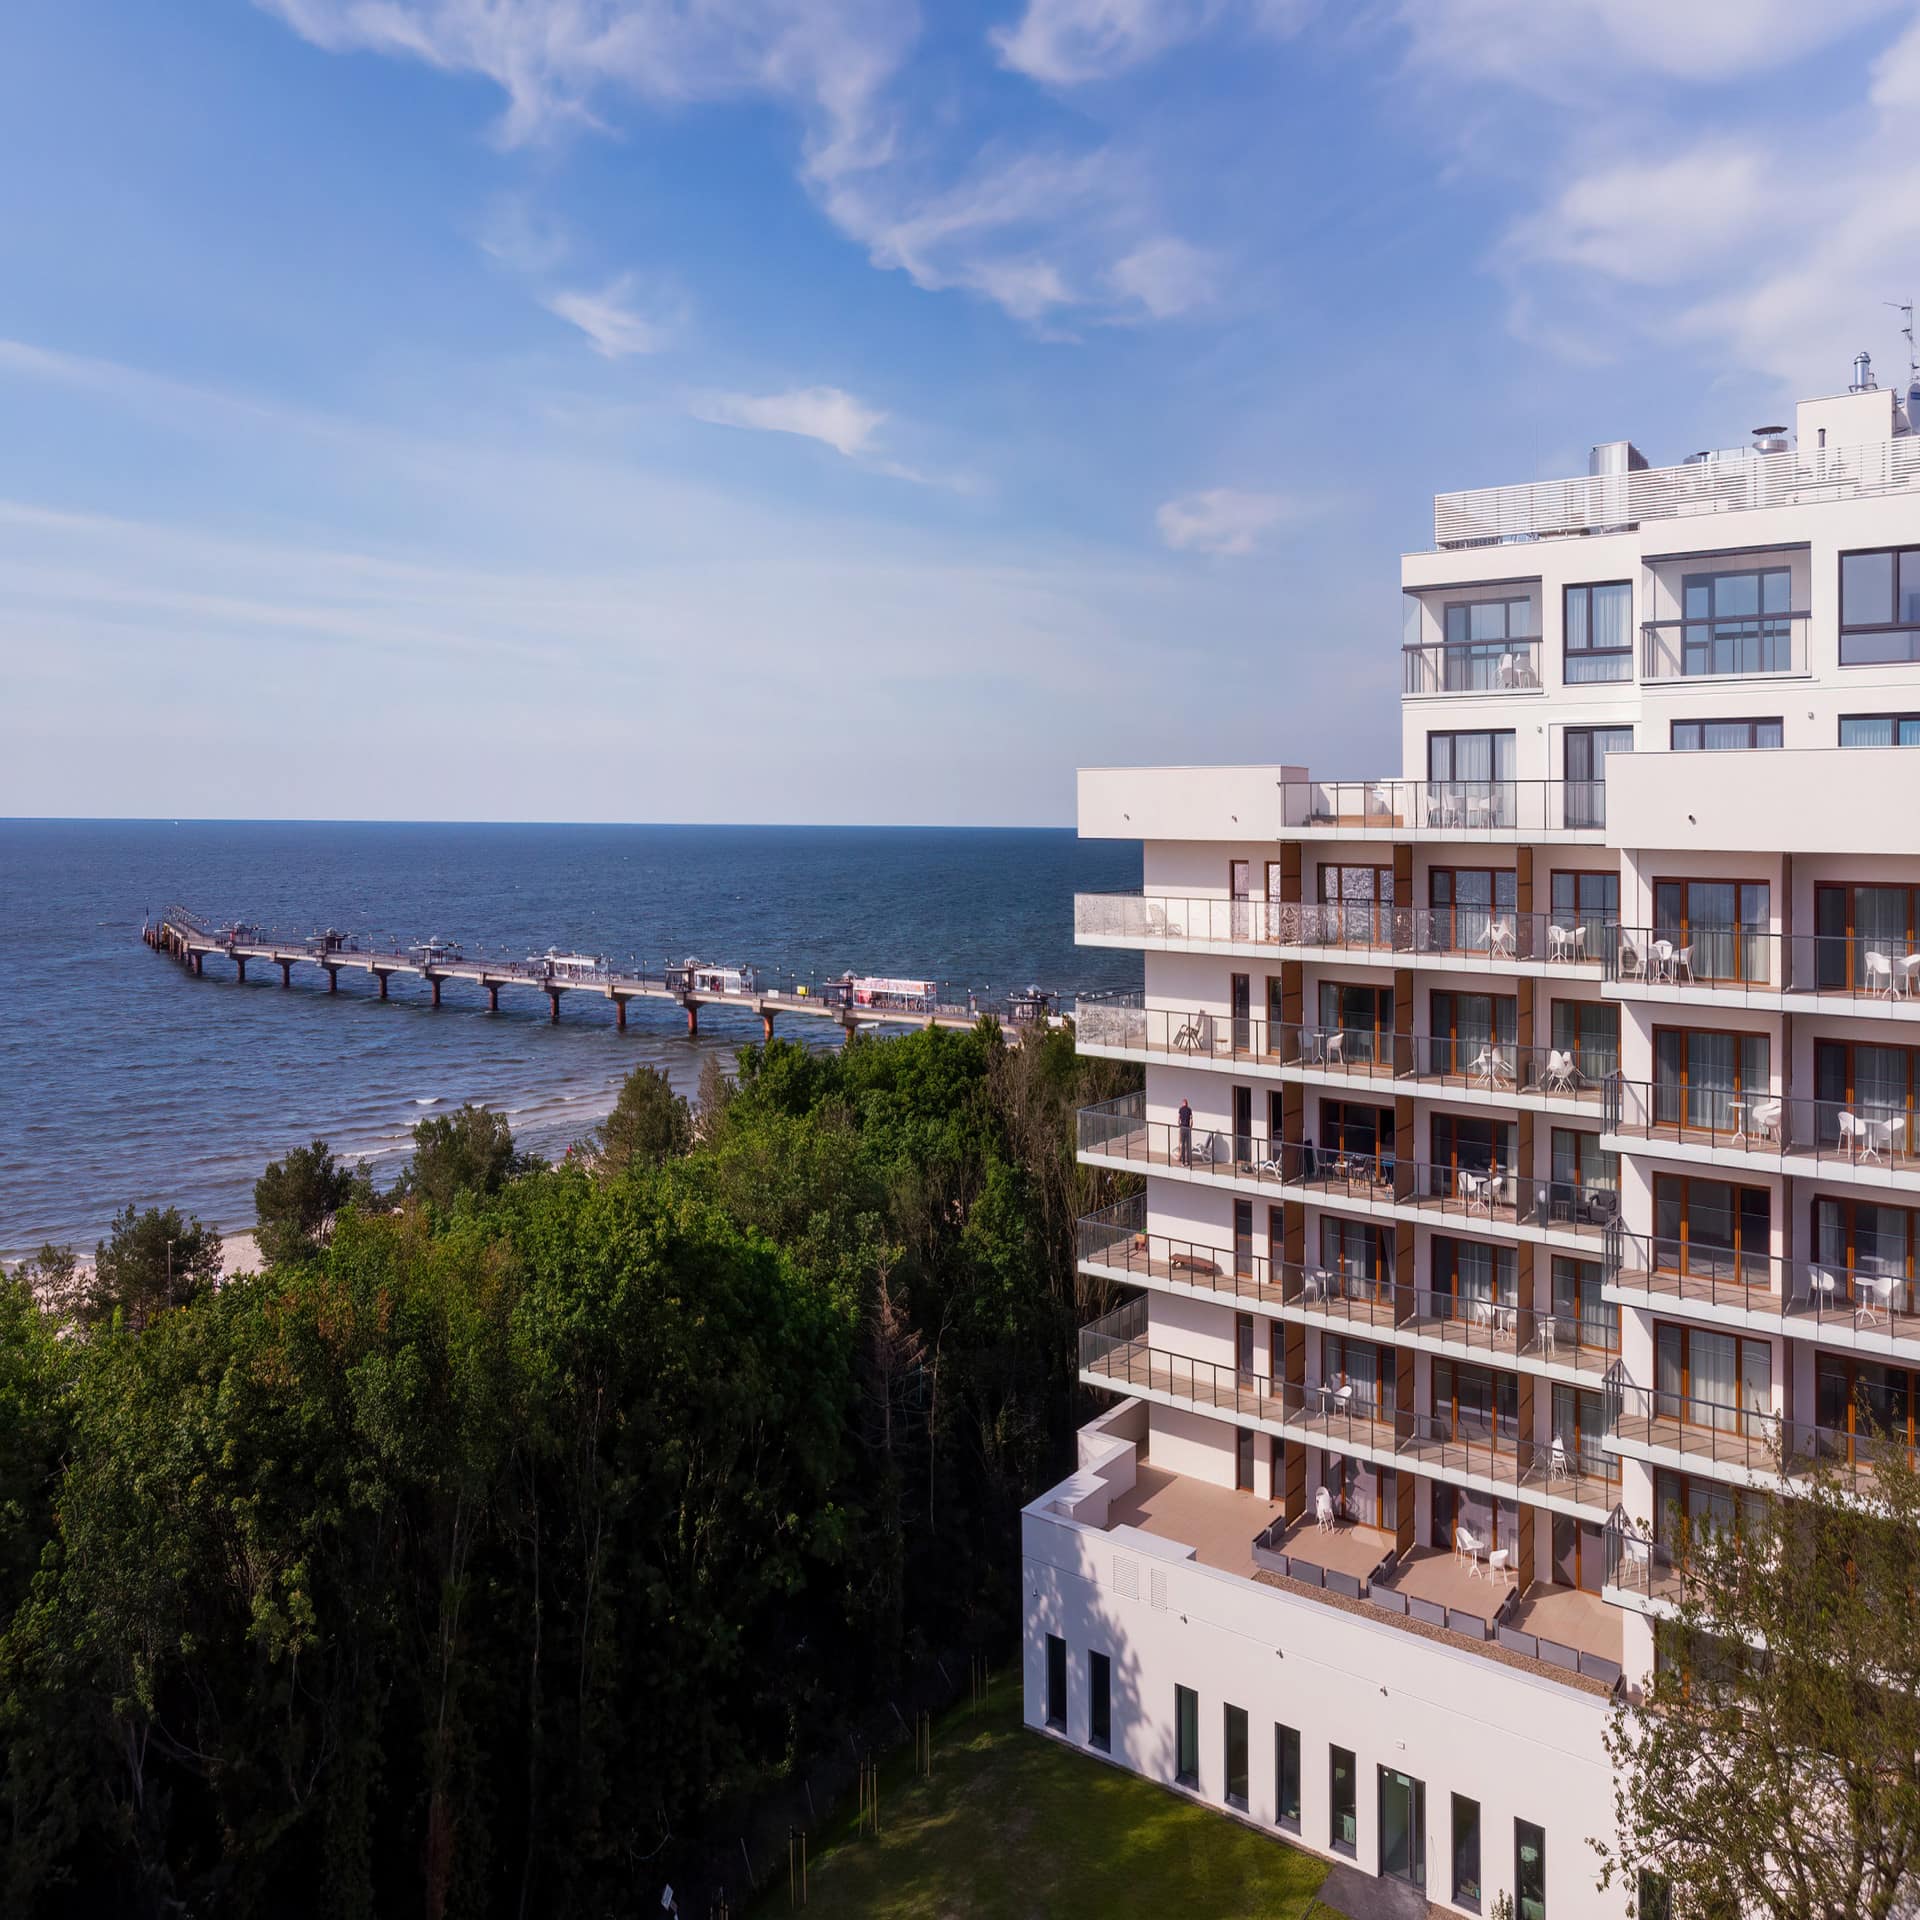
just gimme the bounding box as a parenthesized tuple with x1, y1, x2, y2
(326, 966, 338, 993)
(762, 1011, 776, 1043)
(376, 971, 389, 1000)
(234, 956, 247, 984)
(547, 989, 562, 1025)
(192, 951, 203, 977)
(615, 996, 627, 1032)
(430, 976, 442, 1008)
(279, 959, 292, 988)
(683, 1001, 699, 1036)
(487, 982, 499, 1014)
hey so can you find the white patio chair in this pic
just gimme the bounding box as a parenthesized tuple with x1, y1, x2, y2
(1315, 1485, 1336, 1533)
(1673, 944, 1694, 984)
(1459, 1529, 1485, 1580)
(1488, 1547, 1515, 1589)
(1837, 1110, 1869, 1159)
(1489, 917, 1517, 959)
(1875, 1114, 1905, 1162)
(1544, 1049, 1576, 1093)
(1469, 1045, 1507, 1088)
(1806, 1267, 1840, 1318)
(1857, 1272, 1897, 1328)
(1323, 1030, 1345, 1067)
(1454, 1524, 1479, 1568)
(1497, 652, 1516, 689)
(1748, 1097, 1783, 1143)
(1617, 935, 1644, 979)
(1547, 923, 1573, 962)
(1548, 1434, 1571, 1482)
(1866, 951, 1897, 999)
(1898, 953, 1920, 997)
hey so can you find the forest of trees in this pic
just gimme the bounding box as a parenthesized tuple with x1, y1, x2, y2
(0, 1023, 1139, 1918)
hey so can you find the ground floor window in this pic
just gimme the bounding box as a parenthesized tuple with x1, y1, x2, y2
(1452, 1794, 1482, 1909)
(1045, 1634, 1066, 1730)
(1275, 1724, 1301, 1831)
(1224, 1704, 1249, 1809)
(1330, 1745, 1357, 1856)
(1088, 1650, 1110, 1751)
(1516, 1819, 1546, 1920)
(1175, 1685, 1199, 1787)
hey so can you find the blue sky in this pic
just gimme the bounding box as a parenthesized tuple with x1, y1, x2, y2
(5, 0, 1920, 825)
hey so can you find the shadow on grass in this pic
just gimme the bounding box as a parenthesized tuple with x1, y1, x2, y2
(759, 1672, 1328, 1920)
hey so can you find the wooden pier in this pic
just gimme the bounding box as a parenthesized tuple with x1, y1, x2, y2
(143, 906, 1057, 1040)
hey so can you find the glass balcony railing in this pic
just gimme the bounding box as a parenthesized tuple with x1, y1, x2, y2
(1604, 1080, 1920, 1175)
(1402, 638, 1543, 695)
(1277, 778, 1606, 836)
(1639, 611, 1808, 680)
(1607, 926, 1920, 1004)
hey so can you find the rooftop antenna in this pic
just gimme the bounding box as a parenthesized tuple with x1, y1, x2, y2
(1887, 299, 1918, 381)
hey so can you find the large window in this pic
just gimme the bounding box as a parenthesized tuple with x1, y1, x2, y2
(1428, 990, 1516, 1075)
(1816, 1354, 1916, 1453)
(1175, 1685, 1200, 1787)
(1551, 1255, 1618, 1359)
(1551, 869, 1619, 952)
(1088, 1651, 1111, 1750)
(1330, 1746, 1358, 1856)
(1813, 1195, 1917, 1312)
(1316, 979, 1393, 1064)
(1550, 999, 1618, 1079)
(1275, 1724, 1301, 1831)
(1551, 1126, 1617, 1194)
(1446, 596, 1535, 645)
(1430, 595, 1538, 690)
(1563, 582, 1632, 683)
(1814, 1038, 1919, 1141)
(1653, 1026, 1771, 1134)
(1316, 1097, 1393, 1174)
(1840, 545, 1920, 665)
(1671, 717, 1782, 751)
(1452, 1794, 1483, 1910)
(1666, 565, 1795, 676)
(1563, 725, 1631, 827)
(1432, 1356, 1519, 1446)
(1652, 878, 1771, 985)
(1322, 1333, 1395, 1419)
(1815, 882, 1920, 991)
(1516, 1819, 1547, 1920)
(1840, 712, 1920, 745)
(1654, 1175, 1771, 1284)
(1427, 730, 1517, 827)
(1427, 865, 1517, 954)
(1655, 1321, 1772, 1431)
(1223, 1704, 1249, 1809)
(1320, 1216, 1390, 1298)
(1433, 1236, 1514, 1316)
(1316, 862, 1394, 947)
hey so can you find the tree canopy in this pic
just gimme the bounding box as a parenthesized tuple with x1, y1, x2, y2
(0, 1021, 1139, 1917)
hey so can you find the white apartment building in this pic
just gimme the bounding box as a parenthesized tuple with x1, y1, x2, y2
(1024, 360, 1920, 1917)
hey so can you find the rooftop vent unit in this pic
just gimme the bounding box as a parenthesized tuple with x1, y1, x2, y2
(1752, 425, 1789, 454)
(1851, 350, 1878, 393)
(1588, 440, 1648, 477)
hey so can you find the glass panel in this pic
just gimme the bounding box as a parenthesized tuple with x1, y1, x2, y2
(1225, 1705, 1249, 1806)
(1176, 1685, 1199, 1784)
(1453, 1796, 1482, 1909)
(1516, 1820, 1546, 1920)
(1843, 550, 1895, 627)
(1843, 716, 1898, 746)
(1331, 1747, 1357, 1854)
(1276, 1725, 1301, 1827)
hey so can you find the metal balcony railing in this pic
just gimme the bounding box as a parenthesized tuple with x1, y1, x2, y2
(1604, 1079, 1920, 1176)
(1402, 638, 1543, 695)
(1432, 434, 1920, 550)
(1609, 926, 1920, 1003)
(1640, 611, 1809, 680)
(1401, 1034, 1613, 1100)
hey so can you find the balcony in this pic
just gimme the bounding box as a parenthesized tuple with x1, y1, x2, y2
(1079, 1302, 1618, 1515)
(1606, 1377, 1890, 1493)
(1431, 433, 1920, 550)
(1400, 1034, 1610, 1108)
(1640, 611, 1809, 680)
(1603, 1079, 1920, 1188)
(1608, 926, 1920, 1012)
(1277, 778, 1606, 838)
(1608, 1234, 1920, 1356)
(1075, 1196, 1295, 1313)
(1073, 892, 1611, 966)
(1402, 638, 1542, 696)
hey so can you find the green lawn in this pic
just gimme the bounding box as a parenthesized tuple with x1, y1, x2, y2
(761, 1677, 1329, 1920)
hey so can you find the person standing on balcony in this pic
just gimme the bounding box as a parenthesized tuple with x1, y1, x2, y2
(1178, 1097, 1193, 1166)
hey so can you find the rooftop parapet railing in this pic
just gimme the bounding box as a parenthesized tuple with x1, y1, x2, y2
(1278, 777, 1608, 836)
(1640, 610, 1809, 681)
(1432, 434, 1920, 550)
(1402, 638, 1543, 696)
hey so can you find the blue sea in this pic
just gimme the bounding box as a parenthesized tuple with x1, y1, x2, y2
(0, 821, 1143, 1262)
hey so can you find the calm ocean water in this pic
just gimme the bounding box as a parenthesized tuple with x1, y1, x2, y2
(0, 821, 1142, 1261)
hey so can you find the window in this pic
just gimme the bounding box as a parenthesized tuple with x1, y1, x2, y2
(1653, 1468, 1766, 1561)
(1175, 1686, 1200, 1787)
(1656, 565, 1795, 676)
(1815, 1354, 1917, 1451)
(1427, 866, 1517, 954)
(1330, 1746, 1357, 1856)
(1275, 1724, 1301, 1831)
(1670, 717, 1782, 751)
(1452, 1794, 1483, 1910)
(1316, 979, 1393, 1064)
(1654, 1174, 1772, 1284)
(1433, 1236, 1514, 1318)
(1815, 1039, 1920, 1147)
(1515, 1819, 1547, 1920)
(1652, 879, 1771, 985)
(1320, 1216, 1390, 1299)
(1432, 1357, 1519, 1447)
(1840, 545, 1920, 665)
(1841, 713, 1920, 746)
(1652, 1027, 1771, 1135)
(1427, 990, 1516, 1076)
(1563, 582, 1632, 683)
(1088, 1651, 1111, 1750)
(1551, 1381, 1608, 1481)
(1815, 882, 1920, 991)
(1317, 1097, 1393, 1172)
(1551, 1255, 1618, 1359)
(1428, 729, 1516, 784)
(1424, 595, 1538, 690)
(1655, 1321, 1772, 1431)
(1446, 596, 1534, 645)
(1045, 1635, 1067, 1730)
(1432, 1110, 1514, 1177)
(1235, 1425, 1256, 1491)
(1224, 1704, 1249, 1809)
(1321, 1333, 1395, 1419)
(1317, 863, 1394, 947)
(1550, 999, 1618, 1079)
(1563, 726, 1631, 826)
(1551, 869, 1619, 951)
(1813, 1196, 1917, 1311)
(1551, 1127, 1616, 1196)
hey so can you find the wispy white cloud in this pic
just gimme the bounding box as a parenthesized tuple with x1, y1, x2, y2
(541, 274, 679, 356)
(990, 0, 1314, 85)
(1107, 236, 1217, 317)
(260, 0, 1215, 330)
(1156, 487, 1297, 555)
(689, 385, 887, 457)
(477, 192, 571, 274)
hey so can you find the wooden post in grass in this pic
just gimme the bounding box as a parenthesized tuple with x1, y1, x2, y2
(788, 1827, 807, 1908)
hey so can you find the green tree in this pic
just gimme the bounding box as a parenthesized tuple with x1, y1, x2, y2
(1597, 1435, 1920, 1920)
(8, 1245, 80, 1318)
(592, 1064, 692, 1175)
(83, 1203, 222, 1331)
(405, 1102, 517, 1211)
(254, 1137, 356, 1266)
